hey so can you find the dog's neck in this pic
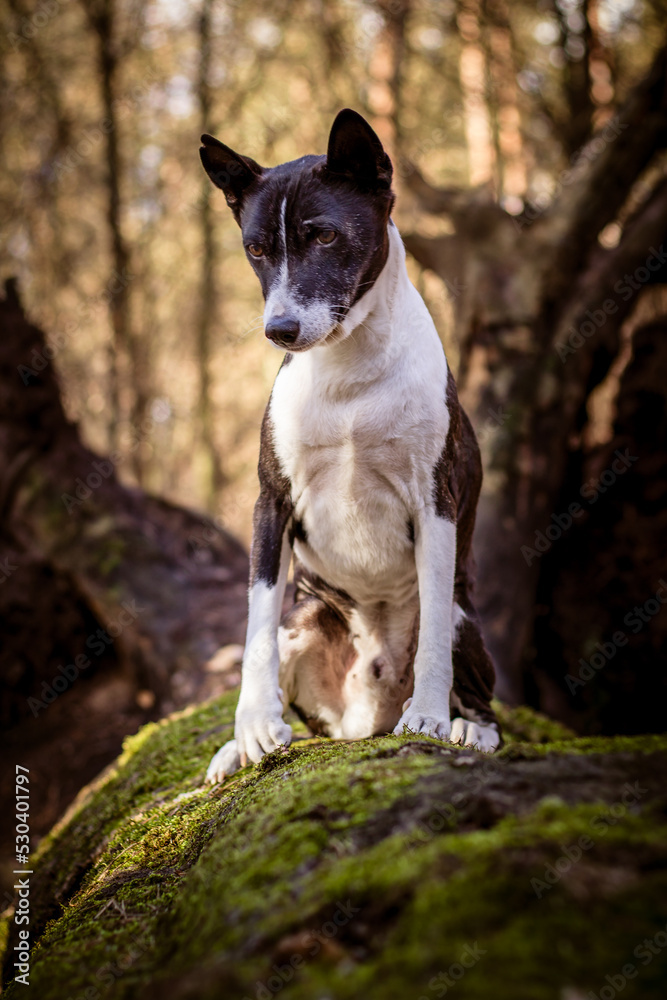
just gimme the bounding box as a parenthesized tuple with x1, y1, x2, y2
(291, 221, 415, 391)
(339, 220, 408, 346)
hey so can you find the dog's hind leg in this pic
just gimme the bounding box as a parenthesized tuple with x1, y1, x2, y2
(278, 595, 355, 737)
(449, 601, 501, 752)
(443, 404, 501, 752)
(279, 593, 413, 740)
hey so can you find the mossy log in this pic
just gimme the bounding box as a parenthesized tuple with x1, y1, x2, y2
(2, 694, 667, 999)
(0, 277, 251, 912)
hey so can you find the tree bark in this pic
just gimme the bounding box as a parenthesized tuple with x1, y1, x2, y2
(195, 0, 224, 506)
(1, 279, 248, 711)
(82, 0, 150, 466)
(3, 695, 666, 998)
(402, 43, 667, 702)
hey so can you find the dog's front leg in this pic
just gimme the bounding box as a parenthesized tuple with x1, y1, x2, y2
(394, 505, 456, 741)
(206, 489, 293, 783)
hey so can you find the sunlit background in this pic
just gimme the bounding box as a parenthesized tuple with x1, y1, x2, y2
(2, 0, 662, 545)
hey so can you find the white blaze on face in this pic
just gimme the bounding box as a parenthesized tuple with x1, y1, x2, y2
(263, 197, 289, 329)
(262, 196, 335, 349)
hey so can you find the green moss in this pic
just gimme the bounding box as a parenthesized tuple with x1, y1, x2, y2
(493, 700, 576, 744)
(3, 693, 666, 1000)
(500, 732, 667, 759)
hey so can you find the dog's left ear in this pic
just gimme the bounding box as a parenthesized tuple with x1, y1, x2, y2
(199, 133, 264, 221)
(324, 109, 393, 191)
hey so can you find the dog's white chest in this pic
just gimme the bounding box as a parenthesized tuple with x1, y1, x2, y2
(270, 345, 447, 603)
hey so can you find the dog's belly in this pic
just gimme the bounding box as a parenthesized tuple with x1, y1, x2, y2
(292, 440, 419, 605)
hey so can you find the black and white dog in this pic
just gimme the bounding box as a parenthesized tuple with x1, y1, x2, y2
(201, 109, 500, 781)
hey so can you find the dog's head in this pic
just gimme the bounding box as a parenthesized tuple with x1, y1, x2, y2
(200, 109, 394, 351)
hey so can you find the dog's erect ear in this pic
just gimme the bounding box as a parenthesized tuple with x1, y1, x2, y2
(199, 134, 263, 219)
(324, 109, 392, 191)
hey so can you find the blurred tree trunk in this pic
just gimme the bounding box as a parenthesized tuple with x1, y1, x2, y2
(555, 0, 597, 156)
(481, 0, 525, 203)
(372, 0, 410, 147)
(403, 44, 667, 705)
(0, 278, 248, 711)
(531, 312, 667, 734)
(82, 0, 128, 454)
(5, 0, 74, 295)
(196, 0, 224, 505)
(83, 0, 151, 476)
(457, 0, 496, 188)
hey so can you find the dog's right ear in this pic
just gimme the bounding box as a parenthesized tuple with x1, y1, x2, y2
(199, 134, 263, 221)
(323, 109, 393, 192)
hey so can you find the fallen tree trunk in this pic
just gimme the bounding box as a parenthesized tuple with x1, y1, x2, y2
(0, 277, 249, 714)
(0, 278, 249, 879)
(2, 693, 666, 998)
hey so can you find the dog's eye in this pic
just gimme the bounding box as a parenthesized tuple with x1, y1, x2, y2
(247, 244, 264, 258)
(316, 230, 336, 245)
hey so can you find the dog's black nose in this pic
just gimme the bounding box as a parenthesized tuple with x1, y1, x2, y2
(265, 316, 300, 346)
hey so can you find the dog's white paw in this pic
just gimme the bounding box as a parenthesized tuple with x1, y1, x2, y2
(449, 717, 500, 753)
(234, 706, 293, 766)
(206, 739, 242, 784)
(393, 706, 451, 740)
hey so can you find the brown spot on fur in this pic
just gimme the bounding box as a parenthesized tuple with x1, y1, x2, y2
(293, 560, 355, 621)
(280, 591, 356, 731)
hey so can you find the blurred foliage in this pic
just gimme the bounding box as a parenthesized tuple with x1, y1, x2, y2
(0, 0, 664, 542)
